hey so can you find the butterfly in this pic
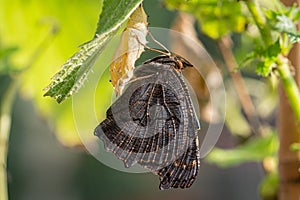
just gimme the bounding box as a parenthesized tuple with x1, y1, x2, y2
(94, 53, 200, 190)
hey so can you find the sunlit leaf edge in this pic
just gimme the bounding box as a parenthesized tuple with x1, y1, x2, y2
(44, 0, 143, 103)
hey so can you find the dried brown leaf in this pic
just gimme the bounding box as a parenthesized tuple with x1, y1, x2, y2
(110, 4, 148, 95)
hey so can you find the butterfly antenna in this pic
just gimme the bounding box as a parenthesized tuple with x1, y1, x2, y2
(148, 32, 171, 55)
(134, 34, 171, 56)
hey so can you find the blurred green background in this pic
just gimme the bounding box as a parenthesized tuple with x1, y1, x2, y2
(0, 0, 266, 199)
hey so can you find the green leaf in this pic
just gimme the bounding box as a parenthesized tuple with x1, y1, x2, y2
(43, 35, 111, 103)
(238, 51, 256, 70)
(266, 4, 300, 42)
(264, 40, 281, 58)
(95, 0, 143, 36)
(290, 143, 300, 152)
(260, 173, 279, 200)
(286, 31, 300, 43)
(256, 59, 275, 77)
(285, 3, 300, 21)
(164, 0, 246, 39)
(44, 0, 143, 103)
(0, 0, 112, 146)
(253, 40, 281, 77)
(275, 14, 296, 33)
(206, 132, 278, 168)
(0, 46, 18, 74)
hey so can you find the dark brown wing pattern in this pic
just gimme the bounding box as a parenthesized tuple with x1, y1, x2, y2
(94, 55, 200, 189)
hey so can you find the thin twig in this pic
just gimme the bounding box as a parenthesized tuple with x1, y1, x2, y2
(0, 79, 19, 200)
(0, 22, 58, 200)
(218, 35, 262, 135)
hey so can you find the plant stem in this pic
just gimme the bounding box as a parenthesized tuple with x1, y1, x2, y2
(0, 79, 18, 200)
(218, 36, 261, 135)
(277, 60, 300, 124)
(245, 1, 273, 46)
(246, 0, 300, 125)
(0, 15, 56, 200)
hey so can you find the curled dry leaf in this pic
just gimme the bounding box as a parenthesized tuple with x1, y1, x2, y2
(110, 4, 148, 95)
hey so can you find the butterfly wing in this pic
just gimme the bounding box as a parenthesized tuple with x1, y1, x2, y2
(155, 68, 200, 189)
(94, 61, 200, 189)
(157, 137, 199, 189)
